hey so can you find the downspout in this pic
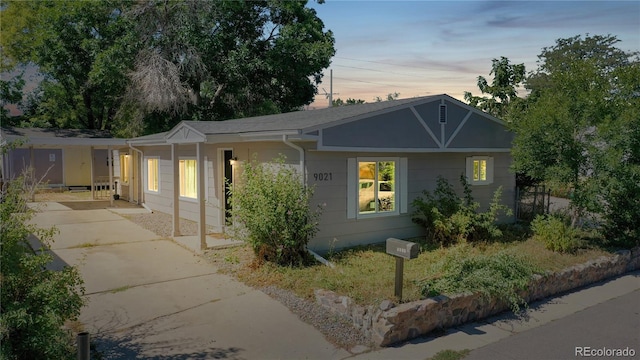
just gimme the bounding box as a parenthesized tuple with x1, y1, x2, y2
(282, 134, 334, 266)
(282, 134, 305, 184)
(128, 143, 145, 207)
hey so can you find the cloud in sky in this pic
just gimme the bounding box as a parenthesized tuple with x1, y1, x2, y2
(309, 0, 640, 108)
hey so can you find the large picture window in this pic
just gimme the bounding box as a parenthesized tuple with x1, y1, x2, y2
(146, 158, 159, 192)
(179, 159, 197, 198)
(358, 160, 396, 214)
(347, 157, 407, 219)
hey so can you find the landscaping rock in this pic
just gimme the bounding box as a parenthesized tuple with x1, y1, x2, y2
(315, 246, 640, 347)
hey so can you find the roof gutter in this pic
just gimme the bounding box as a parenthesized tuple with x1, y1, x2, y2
(282, 134, 305, 185)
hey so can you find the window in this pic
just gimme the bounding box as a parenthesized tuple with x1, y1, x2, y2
(146, 158, 159, 192)
(120, 154, 130, 184)
(358, 160, 396, 214)
(347, 157, 408, 219)
(179, 159, 197, 198)
(466, 156, 494, 185)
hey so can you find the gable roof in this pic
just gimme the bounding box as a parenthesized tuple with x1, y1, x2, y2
(183, 95, 446, 135)
(126, 94, 513, 152)
(1, 127, 126, 146)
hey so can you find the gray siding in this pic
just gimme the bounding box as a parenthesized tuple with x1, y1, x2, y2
(306, 151, 515, 253)
(320, 100, 512, 151)
(447, 113, 512, 148)
(322, 108, 439, 148)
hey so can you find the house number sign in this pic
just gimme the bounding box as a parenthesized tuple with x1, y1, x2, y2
(313, 172, 333, 181)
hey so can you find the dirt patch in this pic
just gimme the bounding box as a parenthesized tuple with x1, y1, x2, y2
(57, 200, 142, 210)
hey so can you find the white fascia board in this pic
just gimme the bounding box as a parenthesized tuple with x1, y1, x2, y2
(126, 139, 170, 146)
(238, 130, 300, 138)
(205, 134, 244, 144)
(17, 138, 127, 146)
(314, 145, 511, 153)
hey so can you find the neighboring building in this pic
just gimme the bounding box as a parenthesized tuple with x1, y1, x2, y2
(0, 127, 126, 199)
(125, 94, 514, 252)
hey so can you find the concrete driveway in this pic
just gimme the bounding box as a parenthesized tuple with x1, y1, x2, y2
(30, 202, 350, 359)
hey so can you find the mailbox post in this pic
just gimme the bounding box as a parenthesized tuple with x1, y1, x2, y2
(385, 238, 419, 301)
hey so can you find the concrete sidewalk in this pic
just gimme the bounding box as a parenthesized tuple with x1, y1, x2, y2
(29, 201, 640, 359)
(30, 202, 351, 359)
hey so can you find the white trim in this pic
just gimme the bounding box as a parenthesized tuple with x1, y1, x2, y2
(400, 157, 408, 214)
(409, 106, 441, 148)
(445, 110, 473, 148)
(347, 158, 357, 219)
(166, 123, 206, 144)
(315, 145, 511, 153)
(11, 138, 126, 146)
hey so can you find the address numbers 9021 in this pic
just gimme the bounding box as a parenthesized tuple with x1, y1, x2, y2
(313, 172, 333, 181)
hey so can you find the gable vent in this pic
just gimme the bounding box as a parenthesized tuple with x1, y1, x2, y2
(439, 104, 447, 124)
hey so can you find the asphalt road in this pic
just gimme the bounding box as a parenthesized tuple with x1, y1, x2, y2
(464, 289, 640, 360)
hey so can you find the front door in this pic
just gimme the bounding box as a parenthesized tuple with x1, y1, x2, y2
(223, 149, 233, 224)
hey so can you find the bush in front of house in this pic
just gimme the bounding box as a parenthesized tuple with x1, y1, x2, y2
(419, 245, 540, 313)
(531, 214, 582, 253)
(411, 175, 512, 246)
(229, 155, 322, 267)
(1, 174, 85, 359)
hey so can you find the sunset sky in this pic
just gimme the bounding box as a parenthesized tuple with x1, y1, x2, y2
(308, 0, 640, 108)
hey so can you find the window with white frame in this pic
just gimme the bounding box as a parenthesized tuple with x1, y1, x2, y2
(146, 157, 159, 192)
(347, 157, 408, 219)
(179, 159, 197, 198)
(466, 156, 494, 185)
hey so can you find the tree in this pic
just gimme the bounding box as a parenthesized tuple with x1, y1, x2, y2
(464, 56, 526, 120)
(374, 92, 399, 102)
(0, 156, 85, 359)
(1, 1, 136, 130)
(0, 73, 25, 125)
(331, 97, 365, 106)
(1, 0, 336, 136)
(511, 34, 640, 246)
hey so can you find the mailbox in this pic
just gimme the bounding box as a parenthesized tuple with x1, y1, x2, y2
(386, 238, 419, 259)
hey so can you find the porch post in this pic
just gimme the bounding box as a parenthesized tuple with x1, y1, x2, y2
(90, 146, 95, 200)
(29, 145, 35, 201)
(172, 144, 180, 237)
(197, 142, 206, 250)
(108, 146, 113, 206)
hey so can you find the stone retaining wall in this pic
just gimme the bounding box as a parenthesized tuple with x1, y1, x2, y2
(315, 247, 640, 347)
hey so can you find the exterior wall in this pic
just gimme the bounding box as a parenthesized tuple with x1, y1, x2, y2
(136, 140, 514, 250)
(138, 142, 302, 234)
(307, 151, 515, 253)
(64, 146, 93, 186)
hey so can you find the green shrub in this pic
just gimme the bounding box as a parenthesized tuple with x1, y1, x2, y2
(1, 175, 85, 359)
(531, 214, 582, 253)
(419, 245, 540, 313)
(229, 155, 322, 266)
(411, 175, 512, 246)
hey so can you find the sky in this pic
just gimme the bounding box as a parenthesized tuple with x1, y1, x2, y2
(307, 0, 640, 108)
